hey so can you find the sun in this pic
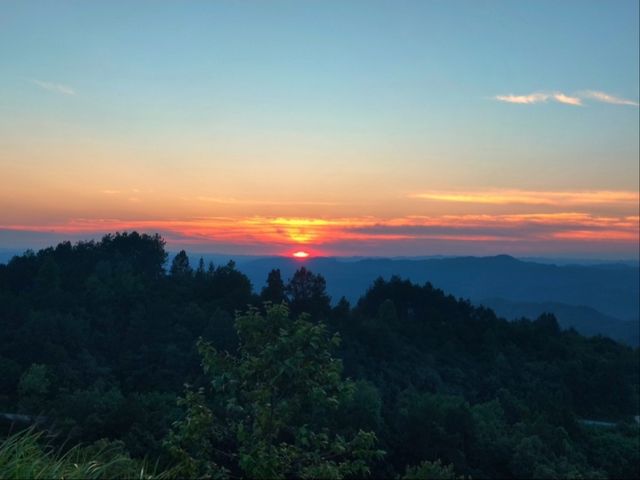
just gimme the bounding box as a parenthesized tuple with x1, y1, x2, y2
(292, 251, 310, 259)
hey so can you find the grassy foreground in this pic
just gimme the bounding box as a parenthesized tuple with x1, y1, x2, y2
(0, 429, 170, 480)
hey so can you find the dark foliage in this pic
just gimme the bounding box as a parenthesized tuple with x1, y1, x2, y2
(260, 268, 286, 304)
(0, 233, 637, 478)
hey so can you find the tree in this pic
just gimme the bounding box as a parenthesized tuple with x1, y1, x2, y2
(402, 459, 463, 479)
(195, 258, 206, 279)
(167, 304, 383, 478)
(34, 256, 61, 292)
(17, 364, 50, 413)
(286, 267, 331, 317)
(170, 250, 192, 278)
(260, 269, 286, 304)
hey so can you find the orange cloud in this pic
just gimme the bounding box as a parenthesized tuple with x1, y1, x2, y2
(551, 230, 638, 241)
(2, 210, 637, 254)
(410, 189, 639, 207)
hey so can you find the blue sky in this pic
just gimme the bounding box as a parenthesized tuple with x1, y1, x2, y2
(0, 1, 638, 257)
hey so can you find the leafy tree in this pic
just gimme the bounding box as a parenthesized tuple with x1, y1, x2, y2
(586, 425, 640, 479)
(286, 267, 331, 318)
(34, 257, 61, 293)
(195, 258, 206, 279)
(170, 251, 192, 278)
(260, 269, 286, 304)
(18, 364, 50, 398)
(402, 459, 463, 479)
(206, 261, 254, 310)
(337, 380, 383, 434)
(17, 364, 50, 413)
(167, 304, 383, 478)
(392, 391, 474, 472)
(100, 232, 167, 280)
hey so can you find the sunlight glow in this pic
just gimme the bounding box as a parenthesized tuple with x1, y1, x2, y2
(2, 211, 638, 252)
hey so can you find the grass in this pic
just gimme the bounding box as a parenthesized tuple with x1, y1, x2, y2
(0, 428, 172, 479)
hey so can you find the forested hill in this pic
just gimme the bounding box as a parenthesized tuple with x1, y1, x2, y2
(239, 255, 640, 320)
(0, 233, 638, 479)
(239, 255, 640, 345)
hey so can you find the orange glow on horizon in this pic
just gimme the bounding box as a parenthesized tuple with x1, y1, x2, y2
(2, 177, 639, 257)
(1, 210, 638, 256)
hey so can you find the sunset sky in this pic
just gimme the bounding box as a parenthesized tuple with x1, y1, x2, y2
(1, 0, 638, 258)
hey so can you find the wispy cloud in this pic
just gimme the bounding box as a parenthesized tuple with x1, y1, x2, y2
(552, 93, 582, 106)
(410, 189, 639, 207)
(494, 93, 550, 105)
(494, 92, 582, 106)
(494, 90, 638, 107)
(196, 196, 340, 206)
(29, 79, 75, 96)
(580, 90, 639, 107)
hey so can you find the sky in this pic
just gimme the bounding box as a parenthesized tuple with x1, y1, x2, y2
(1, 0, 638, 258)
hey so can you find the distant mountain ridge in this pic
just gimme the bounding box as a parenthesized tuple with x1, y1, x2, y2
(481, 297, 639, 346)
(2, 248, 638, 345)
(238, 255, 639, 345)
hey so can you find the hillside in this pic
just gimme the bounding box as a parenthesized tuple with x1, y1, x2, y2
(0, 234, 638, 478)
(239, 255, 639, 345)
(482, 298, 639, 346)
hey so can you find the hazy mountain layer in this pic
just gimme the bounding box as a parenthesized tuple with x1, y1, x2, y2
(239, 255, 639, 344)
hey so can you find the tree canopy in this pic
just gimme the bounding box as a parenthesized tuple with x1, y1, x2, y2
(0, 233, 637, 479)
